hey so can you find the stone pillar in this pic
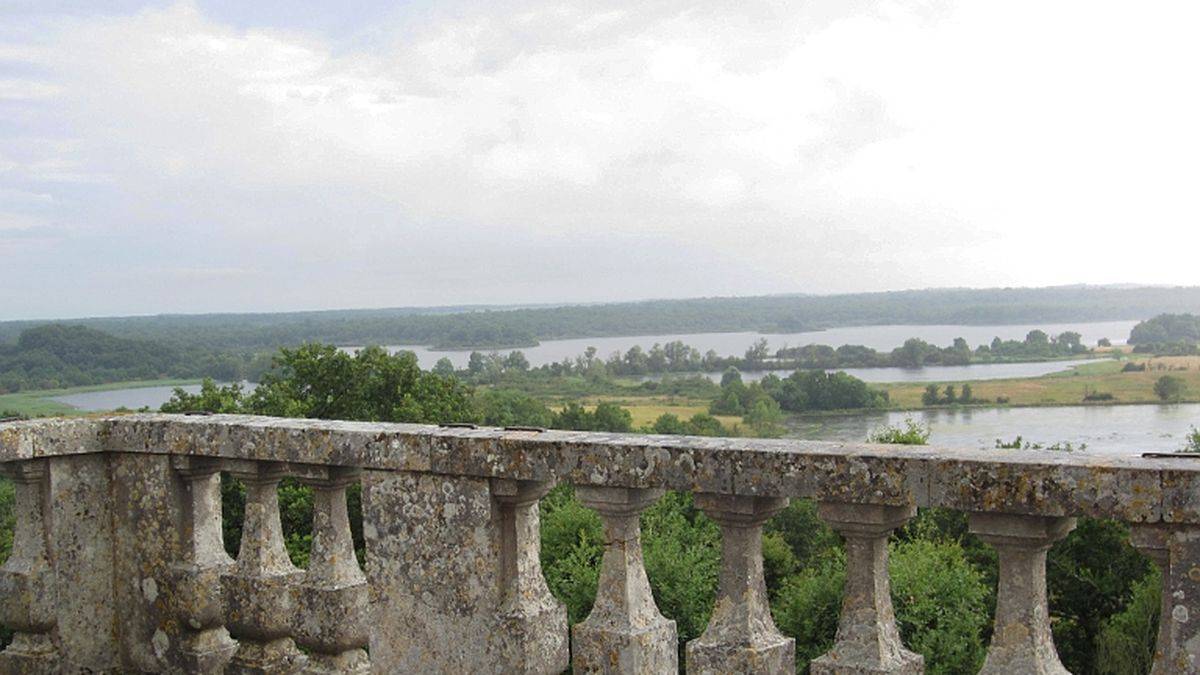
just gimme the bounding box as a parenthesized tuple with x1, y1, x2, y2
(221, 463, 306, 674)
(295, 468, 369, 674)
(686, 494, 794, 675)
(491, 478, 571, 673)
(0, 460, 58, 675)
(811, 502, 924, 675)
(572, 486, 677, 674)
(362, 470, 568, 674)
(968, 513, 1075, 675)
(169, 456, 237, 673)
(1132, 523, 1200, 674)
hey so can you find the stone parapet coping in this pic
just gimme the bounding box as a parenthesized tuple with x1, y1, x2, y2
(1, 413, 1194, 522)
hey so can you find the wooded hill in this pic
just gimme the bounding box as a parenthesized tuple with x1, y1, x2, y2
(3, 285, 1198, 352)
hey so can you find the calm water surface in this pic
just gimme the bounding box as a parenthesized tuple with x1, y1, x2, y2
(53, 385, 1197, 457)
(786, 403, 1200, 456)
(53, 383, 211, 411)
(369, 320, 1138, 370)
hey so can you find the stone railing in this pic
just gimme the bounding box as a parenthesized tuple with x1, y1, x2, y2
(1, 413, 1199, 673)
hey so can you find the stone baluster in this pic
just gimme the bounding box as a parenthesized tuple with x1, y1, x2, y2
(1131, 523, 1200, 674)
(169, 456, 238, 673)
(811, 502, 924, 675)
(295, 468, 369, 674)
(491, 478, 571, 674)
(573, 486, 677, 674)
(686, 494, 794, 675)
(221, 463, 306, 674)
(0, 459, 58, 675)
(968, 513, 1075, 674)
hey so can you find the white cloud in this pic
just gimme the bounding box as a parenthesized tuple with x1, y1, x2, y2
(0, 0, 1198, 318)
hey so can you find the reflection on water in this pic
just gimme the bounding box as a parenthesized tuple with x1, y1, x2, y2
(366, 320, 1138, 370)
(788, 403, 1200, 456)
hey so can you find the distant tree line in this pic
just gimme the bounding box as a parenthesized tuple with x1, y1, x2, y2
(0, 324, 272, 394)
(4, 285, 1196, 351)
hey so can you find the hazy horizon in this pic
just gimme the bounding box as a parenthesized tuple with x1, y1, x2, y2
(4, 2, 1199, 320)
(1, 281, 1191, 324)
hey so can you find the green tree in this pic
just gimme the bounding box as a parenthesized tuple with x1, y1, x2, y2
(432, 357, 456, 377)
(161, 378, 246, 413)
(475, 389, 553, 427)
(744, 397, 785, 438)
(1154, 375, 1186, 402)
(921, 384, 941, 406)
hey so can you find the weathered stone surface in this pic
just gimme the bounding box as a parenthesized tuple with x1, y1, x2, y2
(0, 460, 59, 675)
(969, 513, 1075, 675)
(48, 453, 120, 671)
(1132, 523, 1200, 673)
(222, 463, 306, 674)
(295, 468, 369, 674)
(167, 455, 237, 673)
(7, 414, 1200, 672)
(573, 486, 677, 674)
(108, 452, 189, 672)
(363, 471, 567, 674)
(686, 494, 794, 675)
(1130, 523, 1175, 674)
(811, 502, 923, 675)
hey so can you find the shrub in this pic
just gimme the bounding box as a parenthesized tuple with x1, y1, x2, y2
(868, 419, 932, 445)
(1094, 568, 1161, 675)
(773, 539, 990, 674)
(1154, 375, 1187, 402)
(890, 539, 989, 675)
(1184, 426, 1200, 453)
(772, 554, 845, 669)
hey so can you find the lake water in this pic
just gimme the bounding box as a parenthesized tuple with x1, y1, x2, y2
(53, 383, 211, 412)
(369, 320, 1138, 370)
(646, 358, 1100, 384)
(51, 382, 1197, 458)
(785, 403, 1200, 456)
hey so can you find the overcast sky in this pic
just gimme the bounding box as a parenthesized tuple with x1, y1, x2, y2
(2, 1, 1198, 320)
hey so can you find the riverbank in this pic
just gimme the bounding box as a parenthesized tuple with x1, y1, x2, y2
(879, 355, 1200, 408)
(0, 379, 203, 417)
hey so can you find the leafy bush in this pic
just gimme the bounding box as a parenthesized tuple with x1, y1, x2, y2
(772, 553, 845, 669)
(539, 487, 720, 658)
(868, 419, 931, 445)
(1184, 426, 1200, 453)
(890, 539, 989, 675)
(1094, 568, 1161, 675)
(1153, 375, 1187, 402)
(773, 539, 989, 673)
(1048, 518, 1152, 673)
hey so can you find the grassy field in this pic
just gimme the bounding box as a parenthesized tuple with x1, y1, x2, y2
(0, 379, 202, 418)
(566, 395, 742, 430)
(881, 356, 1200, 409)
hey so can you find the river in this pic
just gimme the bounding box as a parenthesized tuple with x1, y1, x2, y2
(366, 320, 1138, 370)
(51, 319, 1186, 457)
(785, 403, 1200, 456)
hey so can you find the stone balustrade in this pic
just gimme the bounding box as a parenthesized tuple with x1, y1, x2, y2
(1, 413, 1199, 673)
